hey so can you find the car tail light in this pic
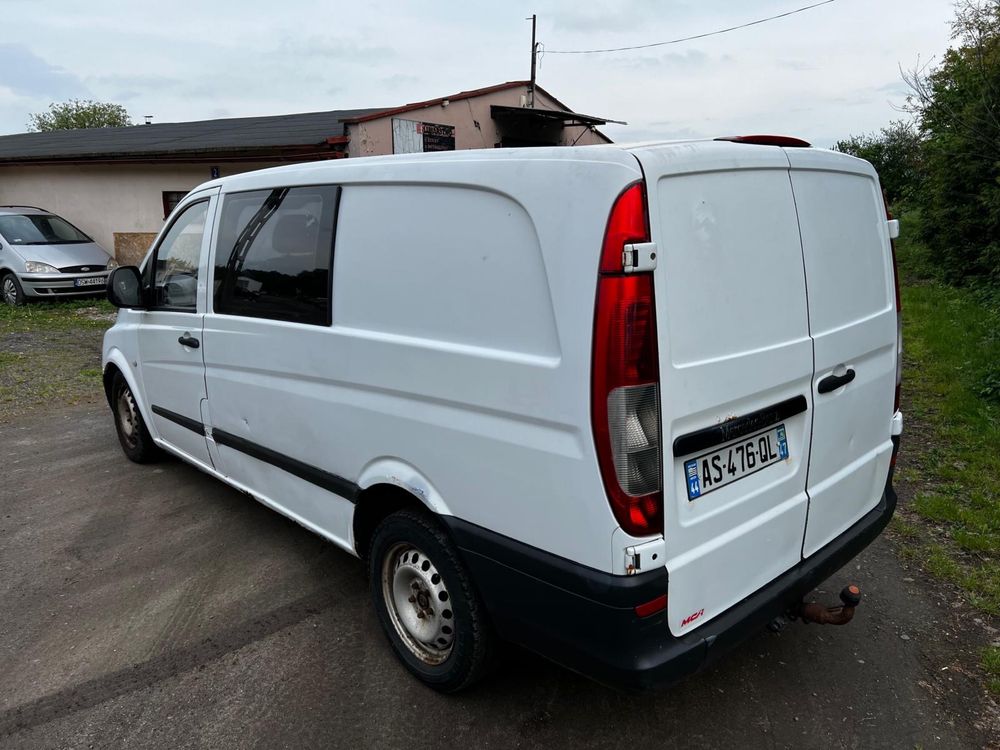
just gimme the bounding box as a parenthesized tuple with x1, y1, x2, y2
(592, 182, 664, 536)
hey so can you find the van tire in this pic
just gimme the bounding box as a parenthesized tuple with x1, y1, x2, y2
(110, 372, 162, 463)
(369, 509, 496, 692)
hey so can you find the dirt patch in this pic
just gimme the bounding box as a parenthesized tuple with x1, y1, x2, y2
(0, 302, 113, 424)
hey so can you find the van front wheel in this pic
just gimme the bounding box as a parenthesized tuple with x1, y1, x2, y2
(110, 372, 161, 463)
(369, 510, 495, 692)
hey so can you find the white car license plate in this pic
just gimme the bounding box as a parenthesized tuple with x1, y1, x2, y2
(74, 276, 107, 287)
(684, 424, 789, 501)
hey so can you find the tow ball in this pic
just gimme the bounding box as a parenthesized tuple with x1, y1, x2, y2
(768, 585, 862, 632)
(799, 584, 862, 626)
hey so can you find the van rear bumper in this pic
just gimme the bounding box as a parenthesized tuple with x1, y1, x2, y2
(444, 476, 897, 691)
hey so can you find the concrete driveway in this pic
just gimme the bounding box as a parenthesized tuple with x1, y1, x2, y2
(0, 405, 992, 748)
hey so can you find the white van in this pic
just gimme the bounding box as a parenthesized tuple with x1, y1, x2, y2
(102, 136, 903, 691)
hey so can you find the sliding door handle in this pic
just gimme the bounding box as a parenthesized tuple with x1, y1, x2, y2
(178, 334, 200, 349)
(818, 368, 855, 394)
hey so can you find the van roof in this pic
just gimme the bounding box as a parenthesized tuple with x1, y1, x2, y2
(197, 140, 706, 193)
(197, 139, 866, 196)
(0, 205, 49, 216)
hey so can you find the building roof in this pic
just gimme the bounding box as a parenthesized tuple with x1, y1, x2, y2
(0, 108, 388, 165)
(343, 80, 535, 124)
(0, 80, 613, 165)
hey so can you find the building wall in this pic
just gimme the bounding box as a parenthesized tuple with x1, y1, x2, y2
(347, 85, 609, 157)
(0, 162, 277, 258)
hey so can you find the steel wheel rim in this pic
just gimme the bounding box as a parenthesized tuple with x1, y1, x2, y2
(381, 542, 455, 665)
(1, 277, 16, 305)
(116, 386, 139, 448)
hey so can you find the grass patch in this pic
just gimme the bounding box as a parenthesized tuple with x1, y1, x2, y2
(892, 216, 1000, 685)
(0, 297, 116, 332)
(983, 646, 1000, 696)
(0, 299, 116, 422)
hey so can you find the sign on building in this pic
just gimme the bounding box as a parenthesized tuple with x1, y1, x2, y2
(392, 119, 456, 154)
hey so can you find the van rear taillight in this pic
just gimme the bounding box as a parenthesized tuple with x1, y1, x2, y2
(592, 182, 663, 536)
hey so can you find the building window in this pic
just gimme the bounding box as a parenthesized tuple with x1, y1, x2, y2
(162, 191, 189, 220)
(213, 186, 338, 326)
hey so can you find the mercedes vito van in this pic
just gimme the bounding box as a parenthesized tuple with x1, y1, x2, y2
(102, 137, 903, 692)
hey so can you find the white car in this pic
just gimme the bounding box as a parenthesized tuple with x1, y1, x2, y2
(102, 137, 903, 692)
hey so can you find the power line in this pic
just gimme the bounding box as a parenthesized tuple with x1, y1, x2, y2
(545, 0, 836, 54)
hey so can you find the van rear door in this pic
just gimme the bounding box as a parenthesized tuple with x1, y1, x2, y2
(785, 149, 897, 556)
(632, 142, 814, 636)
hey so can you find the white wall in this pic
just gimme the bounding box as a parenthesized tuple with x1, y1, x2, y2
(0, 162, 277, 254)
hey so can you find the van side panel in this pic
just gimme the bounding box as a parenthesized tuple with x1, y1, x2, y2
(329, 167, 627, 567)
(202, 152, 644, 571)
(634, 142, 815, 636)
(785, 152, 897, 556)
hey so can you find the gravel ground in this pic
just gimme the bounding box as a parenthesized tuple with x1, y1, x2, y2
(0, 405, 996, 749)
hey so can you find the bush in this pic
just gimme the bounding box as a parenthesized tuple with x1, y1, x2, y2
(903, 1, 1000, 287)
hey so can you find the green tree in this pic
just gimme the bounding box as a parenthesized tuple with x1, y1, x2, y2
(903, 0, 1000, 285)
(833, 120, 924, 206)
(27, 99, 132, 132)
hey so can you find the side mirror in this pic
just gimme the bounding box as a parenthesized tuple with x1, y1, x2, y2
(107, 266, 144, 309)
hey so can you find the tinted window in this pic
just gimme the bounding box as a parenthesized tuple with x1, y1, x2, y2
(0, 214, 91, 245)
(213, 186, 337, 326)
(151, 200, 208, 311)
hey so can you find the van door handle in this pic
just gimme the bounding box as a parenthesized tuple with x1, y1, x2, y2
(178, 334, 200, 349)
(818, 368, 855, 394)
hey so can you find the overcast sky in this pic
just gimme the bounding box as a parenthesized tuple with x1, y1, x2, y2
(0, 0, 955, 147)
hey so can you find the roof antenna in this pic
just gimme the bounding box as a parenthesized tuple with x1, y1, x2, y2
(144, 115, 153, 125)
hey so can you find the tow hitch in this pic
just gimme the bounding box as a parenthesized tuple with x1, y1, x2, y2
(768, 585, 862, 632)
(799, 585, 862, 625)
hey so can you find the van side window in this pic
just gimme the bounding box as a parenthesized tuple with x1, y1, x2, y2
(151, 199, 209, 311)
(213, 186, 338, 325)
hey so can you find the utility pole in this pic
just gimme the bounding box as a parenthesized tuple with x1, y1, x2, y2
(527, 13, 537, 108)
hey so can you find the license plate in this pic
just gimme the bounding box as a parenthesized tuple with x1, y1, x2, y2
(74, 276, 107, 287)
(684, 424, 789, 501)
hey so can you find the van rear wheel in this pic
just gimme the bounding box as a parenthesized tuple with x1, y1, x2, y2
(110, 372, 161, 463)
(369, 510, 495, 692)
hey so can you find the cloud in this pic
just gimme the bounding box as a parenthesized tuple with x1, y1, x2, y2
(269, 35, 395, 63)
(611, 48, 715, 70)
(550, 0, 694, 34)
(777, 59, 817, 71)
(609, 123, 708, 142)
(380, 74, 421, 89)
(89, 73, 184, 103)
(89, 73, 183, 90)
(877, 79, 911, 96)
(0, 0, 958, 145)
(0, 44, 87, 99)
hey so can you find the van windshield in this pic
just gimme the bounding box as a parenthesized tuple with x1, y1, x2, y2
(0, 214, 92, 245)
